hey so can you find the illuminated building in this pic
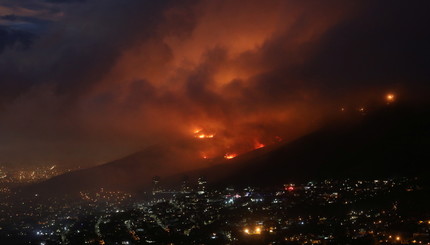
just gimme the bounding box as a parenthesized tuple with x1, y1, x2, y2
(197, 176, 207, 194)
(152, 176, 161, 194)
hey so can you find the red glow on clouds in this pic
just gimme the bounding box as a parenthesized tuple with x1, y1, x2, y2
(0, 0, 381, 168)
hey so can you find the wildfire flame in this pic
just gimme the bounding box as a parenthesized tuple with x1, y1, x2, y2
(224, 153, 237, 159)
(193, 129, 202, 134)
(193, 128, 215, 139)
(191, 127, 281, 161)
(254, 141, 265, 149)
(196, 133, 214, 139)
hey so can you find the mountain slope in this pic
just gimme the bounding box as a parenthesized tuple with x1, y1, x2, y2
(166, 104, 430, 188)
(22, 143, 213, 195)
(23, 104, 430, 195)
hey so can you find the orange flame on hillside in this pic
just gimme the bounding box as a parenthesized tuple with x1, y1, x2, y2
(193, 128, 215, 139)
(201, 153, 208, 159)
(254, 141, 265, 149)
(196, 133, 214, 139)
(224, 153, 237, 159)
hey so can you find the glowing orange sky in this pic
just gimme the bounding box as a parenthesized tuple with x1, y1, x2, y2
(0, 0, 428, 167)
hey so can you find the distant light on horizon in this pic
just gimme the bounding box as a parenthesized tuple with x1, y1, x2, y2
(386, 93, 395, 103)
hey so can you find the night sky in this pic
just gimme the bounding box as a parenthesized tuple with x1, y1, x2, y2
(0, 0, 429, 167)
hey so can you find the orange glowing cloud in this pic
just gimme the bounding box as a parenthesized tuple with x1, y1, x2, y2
(0, 0, 377, 168)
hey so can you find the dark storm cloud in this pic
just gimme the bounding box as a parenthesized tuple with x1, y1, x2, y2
(0, 0, 180, 100)
(0, 25, 35, 52)
(0, 0, 180, 165)
(51, 1, 176, 96)
(300, 1, 430, 95)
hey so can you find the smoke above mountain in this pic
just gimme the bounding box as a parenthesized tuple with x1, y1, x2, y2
(0, 0, 429, 167)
